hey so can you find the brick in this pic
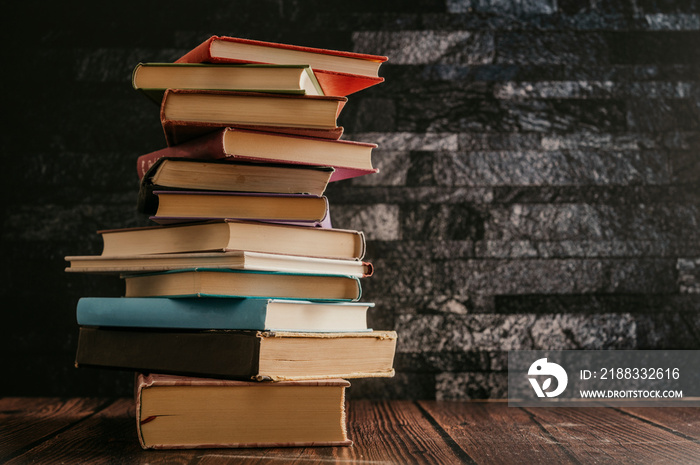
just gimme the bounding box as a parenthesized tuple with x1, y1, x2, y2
(396, 313, 637, 352)
(491, 185, 700, 204)
(433, 150, 669, 186)
(635, 312, 700, 349)
(352, 30, 495, 65)
(496, 32, 610, 65)
(447, 0, 557, 15)
(347, 132, 459, 151)
(678, 258, 700, 293)
(330, 203, 400, 240)
(627, 99, 700, 132)
(495, 294, 700, 314)
(400, 203, 487, 240)
(486, 204, 700, 242)
(435, 372, 508, 400)
(644, 14, 700, 30)
(477, 239, 700, 258)
(494, 81, 697, 99)
(326, 186, 493, 204)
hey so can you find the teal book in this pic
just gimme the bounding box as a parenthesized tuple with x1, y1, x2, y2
(123, 269, 362, 301)
(76, 297, 373, 332)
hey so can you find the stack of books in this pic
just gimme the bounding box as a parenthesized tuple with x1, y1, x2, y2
(65, 36, 397, 449)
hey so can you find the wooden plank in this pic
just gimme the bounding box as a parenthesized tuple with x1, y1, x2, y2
(418, 400, 580, 465)
(3, 398, 181, 465)
(4, 399, 465, 464)
(192, 400, 468, 464)
(524, 406, 700, 464)
(617, 407, 700, 438)
(0, 397, 110, 463)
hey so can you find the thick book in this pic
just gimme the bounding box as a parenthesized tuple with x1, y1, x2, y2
(75, 328, 398, 381)
(135, 374, 352, 449)
(65, 250, 373, 277)
(161, 89, 346, 145)
(138, 159, 334, 203)
(96, 220, 366, 260)
(137, 128, 378, 182)
(176, 35, 387, 96)
(76, 297, 373, 332)
(123, 269, 362, 301)
(145, 191, 330, 225)
(132, 63, 323, 104)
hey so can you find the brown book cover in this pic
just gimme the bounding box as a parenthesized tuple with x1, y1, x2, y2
(160, 89, 346, 146)
(76, 327, 397, 381)
(135, 373, 352, 449)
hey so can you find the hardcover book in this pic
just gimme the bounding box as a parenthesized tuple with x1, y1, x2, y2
(123, 269, 362, 301)
(136, 374, 352, 449)
(75, 328, 398, 381)
(176, 35, 388, 96)
(76, 297, 373, 332)
(160, 89, 346, 145)
(136, 128, 378, 182)
(96, 220, 366, 260)
(132, 63, 323, 104)
(143, 191, 330, 226)
(65, 250, 373, 277)
(138, 158, 334, 200)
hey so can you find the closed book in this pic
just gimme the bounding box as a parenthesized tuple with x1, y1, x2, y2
(145, 191, 329, 225)
(76, 297, 373, 332)
(136, 374, 352, 449)
(96, 220, 366, 260)
(136, 128, 377, 182)
(75, 328, 398, 381)
(132, 63, 323, 104)
(160, 89, 346, 145)
(176, 35, 387, 96)
(64, 250, 373, 277)
(138, 159, 334, 210)
(123, 269, 362, 301)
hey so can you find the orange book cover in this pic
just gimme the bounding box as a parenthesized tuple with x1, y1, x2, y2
(176, 35, 387, 96)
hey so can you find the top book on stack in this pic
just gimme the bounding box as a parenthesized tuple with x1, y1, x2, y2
(176, 35, 388, 97)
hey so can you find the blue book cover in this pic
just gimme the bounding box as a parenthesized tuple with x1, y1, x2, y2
(76, 297, 374, 332)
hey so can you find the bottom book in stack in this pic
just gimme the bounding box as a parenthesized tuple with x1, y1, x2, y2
(136, 374, 352, 449)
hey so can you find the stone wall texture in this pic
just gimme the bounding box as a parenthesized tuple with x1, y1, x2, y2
(2, 0, 698, 398)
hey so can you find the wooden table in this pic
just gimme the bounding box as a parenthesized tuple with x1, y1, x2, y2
(2, 397, 700, 464)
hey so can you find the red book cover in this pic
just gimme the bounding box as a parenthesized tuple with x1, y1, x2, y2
(160, 89, 346, 146)
(136, 128, 378, 182)
(176, 36, 388, 96)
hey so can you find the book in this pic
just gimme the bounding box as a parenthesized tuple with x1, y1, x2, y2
(97, 220, 366, 260)
(75, 328, 398, 381)
(136, 159, 334, 214)
(65, 251, 374, 277)
(137, 128, 378, 182)
(76, 297, 373, 332)
(135, 374, 352, 449)
(160, 89, 346, 145)
(132, 63, 323, 104)
(176, 35, 388, 96)
(123, 269, 362, 301)
(145, 191, 329, 225)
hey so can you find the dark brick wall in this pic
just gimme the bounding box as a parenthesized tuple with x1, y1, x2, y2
(2, 1, 698, 398)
